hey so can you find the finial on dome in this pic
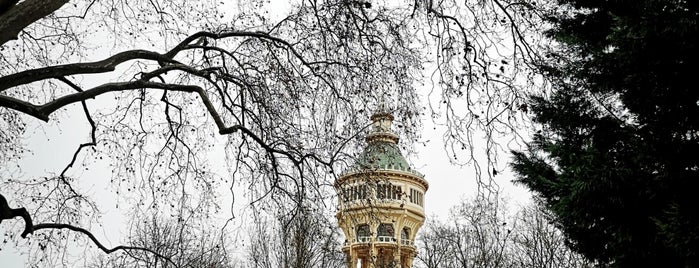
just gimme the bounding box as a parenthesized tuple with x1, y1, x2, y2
(367, 96, 398, 143)
(371, 95, 394, 122)
(376, 95, 390, 114)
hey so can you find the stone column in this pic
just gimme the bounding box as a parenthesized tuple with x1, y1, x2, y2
(394, 247, 402, 268)
(348, 254, 358, 268)
(405, 254, 413, 268)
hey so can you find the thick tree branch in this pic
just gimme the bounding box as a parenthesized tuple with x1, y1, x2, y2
(0, 193, 33, 238)
(0, 95, 43, 118)
(0, 80, 195, 121)
(0, 0, 69, 46)
(0, 78, 249, 142)
(32, 223, 178, 267)
(0, 0, 19, 16)
(0, 50, 175, 92)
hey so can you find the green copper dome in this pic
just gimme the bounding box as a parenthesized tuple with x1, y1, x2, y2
(344, 109, 420, 174)
(352, 140, 410, 170)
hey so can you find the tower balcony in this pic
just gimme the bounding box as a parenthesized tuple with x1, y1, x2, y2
(345, 236, 416, 249)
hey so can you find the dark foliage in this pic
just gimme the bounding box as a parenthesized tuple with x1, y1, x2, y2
(512, 0, 698, 266)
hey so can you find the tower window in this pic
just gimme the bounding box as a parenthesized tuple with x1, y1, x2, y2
(356, 224, 371, 242)
(392, 184, 401, 199)
(377, 183, 385, 199)
(358, 185, 367, 200)
(401, 227, 410, 240)
(409, 188, 424, 206)
(344, 184, 369, 202)
(376, 183, 402, 200)
(377, 223, 394, 241)
(378, 223, 393, 236)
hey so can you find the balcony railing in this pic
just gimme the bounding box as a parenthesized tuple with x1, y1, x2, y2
(376, 236, 395, 243)
(357, 236, 371, 243)
(349, 237, 414, 246)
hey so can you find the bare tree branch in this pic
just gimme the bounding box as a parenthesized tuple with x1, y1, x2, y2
(32, 222, 179, 267)
(0, 50, 174, 92)
(56, 77, 98, 177)
(0, 0, 69, 46)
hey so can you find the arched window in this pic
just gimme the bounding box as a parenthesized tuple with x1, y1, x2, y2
(377, 223, 394, 236)
(401, 227, 410, 240)
(356, 224, 370, 242)
(377, 223, 394, 242)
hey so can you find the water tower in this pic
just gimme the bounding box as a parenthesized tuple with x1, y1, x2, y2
(335, 107, 428, 268)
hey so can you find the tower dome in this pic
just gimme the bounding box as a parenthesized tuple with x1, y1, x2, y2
(335, 107, 428, 268)
(350, 112, 411, 172)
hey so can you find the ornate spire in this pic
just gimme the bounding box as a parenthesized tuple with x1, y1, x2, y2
(367, 99, 398, 144)
(375, 95, 390, 115)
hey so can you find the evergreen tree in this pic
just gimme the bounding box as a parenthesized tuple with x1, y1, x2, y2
(512, 0, 698, 266)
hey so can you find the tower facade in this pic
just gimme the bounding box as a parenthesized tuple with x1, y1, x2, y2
(335, 109, 428, 268)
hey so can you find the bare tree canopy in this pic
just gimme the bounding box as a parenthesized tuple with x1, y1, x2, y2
(86, 215, 235, 268)
(0, 0, 553, 266)
(246, 202, 345, 268)
(416, 199, 592, 268)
